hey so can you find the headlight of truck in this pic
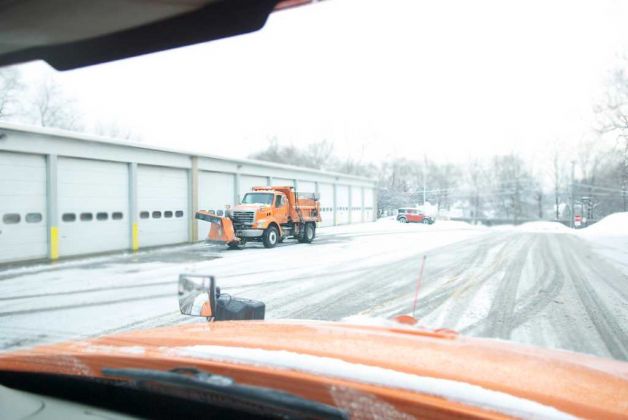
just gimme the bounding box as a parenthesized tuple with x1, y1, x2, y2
(256, 220, 266, 228)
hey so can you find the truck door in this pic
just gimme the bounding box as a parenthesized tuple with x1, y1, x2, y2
(274, 194, 289, 224)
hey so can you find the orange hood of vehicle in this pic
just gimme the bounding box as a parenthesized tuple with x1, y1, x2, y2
(1, 320, 627, 419)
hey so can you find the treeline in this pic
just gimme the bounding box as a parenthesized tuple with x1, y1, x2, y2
(249, 63, 628, 223)
(251, 139, 625, 222)
(0, 67, 139, 140)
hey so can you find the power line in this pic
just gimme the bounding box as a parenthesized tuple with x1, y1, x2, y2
(574, 182, 626, 193)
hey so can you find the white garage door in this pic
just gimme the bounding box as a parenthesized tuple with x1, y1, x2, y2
(0, 152, 47, 263)
(198, 171, 235, 240)
(138, 165, 189, 247)
(336, 185, 350, 225)
(364, 188, 375, 221)
(273, 177, 294, 187)
(297, 180, 316, 193)
(351, 186, 363, 224)
(318, 183, 334, 227)
(239, 175, 267, 201)
(58, 158, 129, 256)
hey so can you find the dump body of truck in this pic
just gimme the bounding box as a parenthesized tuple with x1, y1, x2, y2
(196, 186, 321, 249)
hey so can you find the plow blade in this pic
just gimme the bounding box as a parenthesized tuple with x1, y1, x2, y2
(195, 211, 238, 245)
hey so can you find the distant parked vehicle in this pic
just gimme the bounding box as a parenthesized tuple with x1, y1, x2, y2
(396, 208, 434, 224)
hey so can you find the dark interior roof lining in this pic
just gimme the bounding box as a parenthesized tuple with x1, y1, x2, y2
(0, 0, 282, 70)
(0, 0, 214, 50)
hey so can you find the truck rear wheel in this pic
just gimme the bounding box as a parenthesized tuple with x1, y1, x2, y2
(262, 226, 279, 248)
(298, 223, 316, 243)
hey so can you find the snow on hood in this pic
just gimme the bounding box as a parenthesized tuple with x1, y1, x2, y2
(233, 204, 268, 211)
(161, 345, 574, 419)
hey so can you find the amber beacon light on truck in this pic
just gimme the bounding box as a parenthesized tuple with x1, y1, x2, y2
(195, 186, 321, 249)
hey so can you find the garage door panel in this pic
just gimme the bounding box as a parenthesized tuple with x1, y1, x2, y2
(336, 185, 349, 225)
(0, 152, 47, 263)
(138, 165, 189, 247)
(273, 178, 293, 187)
(351, 187, 363, 224)
(297, 181, 316, 193)
(364, 189, 375, 221)
(58, 158, 129, 256)
(239, 175, 267, 201)
(318, 183, 334, 227)
(198, 172, 234, 240)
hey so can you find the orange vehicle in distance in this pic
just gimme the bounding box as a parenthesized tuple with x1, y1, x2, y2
(196, 186, 321, 249)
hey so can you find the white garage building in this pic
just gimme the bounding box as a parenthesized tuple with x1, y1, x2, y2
(0, 123, 377, 264)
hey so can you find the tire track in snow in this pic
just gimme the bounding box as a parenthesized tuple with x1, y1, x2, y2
(557, 236, 628, 361)
(363, 233, 510, 321)
(0, 292, 173, 318)
(459, 234, 561, 336)
(477, 235, 530, 338)
(0, 280, 176, 301)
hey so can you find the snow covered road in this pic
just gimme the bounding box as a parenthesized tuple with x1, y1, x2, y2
(1, 219, 627, 361)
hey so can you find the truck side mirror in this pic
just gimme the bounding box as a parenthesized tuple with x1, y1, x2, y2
(178, 274, 265, 321)
(178, 274, 216, 317)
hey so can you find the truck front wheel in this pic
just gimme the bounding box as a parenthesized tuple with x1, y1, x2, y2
(262, 226, 279, 248)
(298, 223, 316, 243)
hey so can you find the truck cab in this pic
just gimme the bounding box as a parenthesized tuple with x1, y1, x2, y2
(230, 190, 290, 242)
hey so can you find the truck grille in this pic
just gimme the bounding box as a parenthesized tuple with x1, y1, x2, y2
(232, 211, 255, 228)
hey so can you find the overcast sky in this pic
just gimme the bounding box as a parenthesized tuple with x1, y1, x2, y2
(16, 0, 628, 165)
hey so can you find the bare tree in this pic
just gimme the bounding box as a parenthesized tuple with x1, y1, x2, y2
(595, 63, 628, 211)
(466, 159, 489, 222)
(491, 154, 534, 223)
(534, 185, 544, 219)
(251, 138, 312, 167)
(428, 162, 459, 212)
(31, 77, 82, 130)
(575, 136, 605, 209)
(0, 67, 22, 119)
(304, 140, 334, 169)
(548, 142, 567, 220)
(251, 138, 370, 175)
(92, 121, 142, 142)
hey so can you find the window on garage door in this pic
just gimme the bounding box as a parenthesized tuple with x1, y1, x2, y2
(26, 213, 43, 223)
(62, 213, 76, 222)
(3, 213, 21, 224)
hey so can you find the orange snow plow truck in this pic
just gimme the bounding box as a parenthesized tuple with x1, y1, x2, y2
(195, 186, 321, 249)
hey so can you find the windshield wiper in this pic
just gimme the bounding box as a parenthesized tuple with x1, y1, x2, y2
(102, 367, 347, 419)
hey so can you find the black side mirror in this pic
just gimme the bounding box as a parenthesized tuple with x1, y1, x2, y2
(178, 274, 265, 321)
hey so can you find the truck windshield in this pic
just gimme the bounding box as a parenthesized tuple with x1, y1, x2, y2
(241, 193, 274, 205)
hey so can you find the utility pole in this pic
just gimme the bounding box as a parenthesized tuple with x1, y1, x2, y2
(570, 160, 575, 228)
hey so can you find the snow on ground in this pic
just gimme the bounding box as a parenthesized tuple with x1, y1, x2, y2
(577, 212, 628, 277)
(1, 217, 627, 361)
(0, 220, 485, 350)
(579, 212, 628, 236)
(515, 221, 573, 233)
